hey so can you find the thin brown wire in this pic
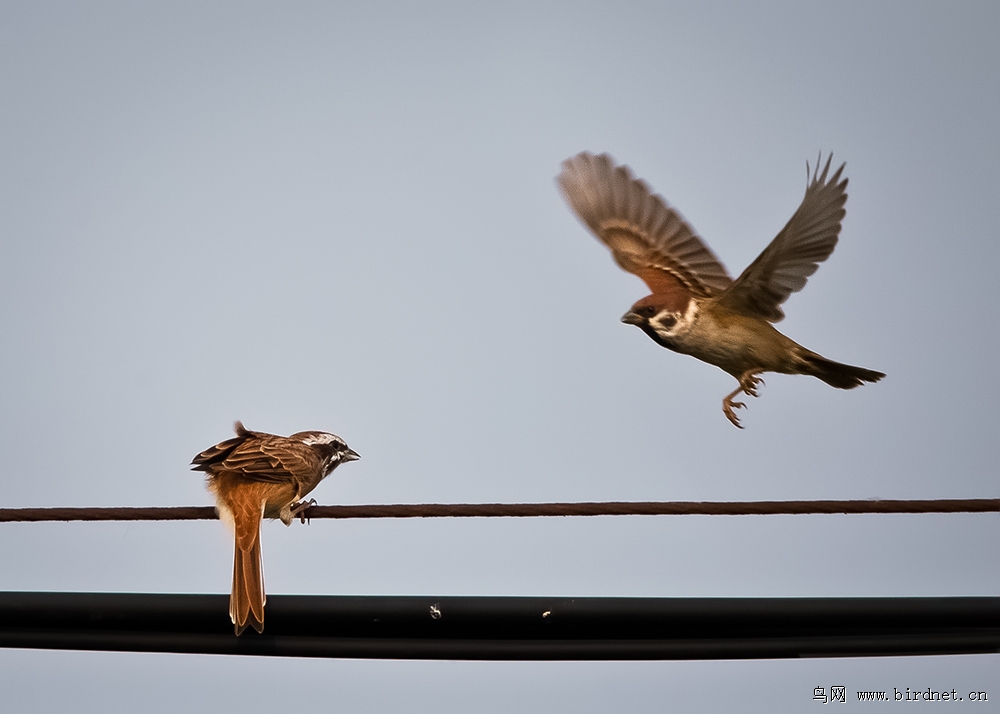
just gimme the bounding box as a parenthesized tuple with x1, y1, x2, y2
(0, 499, 997, 522)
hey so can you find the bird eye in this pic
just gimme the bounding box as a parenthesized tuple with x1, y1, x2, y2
(639, 306, 657, 318)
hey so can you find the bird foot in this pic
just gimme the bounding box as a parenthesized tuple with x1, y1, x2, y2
(722, 397, 746, 429)
(285, 498, 318, 525)
(721, 371, 764, 429)
(741, 374, 764, 398)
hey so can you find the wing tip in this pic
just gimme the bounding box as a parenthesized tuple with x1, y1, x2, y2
(806, 152, 847, 190)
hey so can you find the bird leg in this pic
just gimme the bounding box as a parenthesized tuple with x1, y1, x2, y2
(722, 371, 765, 429)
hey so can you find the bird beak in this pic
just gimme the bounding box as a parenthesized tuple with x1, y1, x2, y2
(621, 311, 643, 326)
(344, 448, 361, 462)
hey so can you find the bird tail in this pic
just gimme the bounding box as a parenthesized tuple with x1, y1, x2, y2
(231, 525, 266, 635)
(800, 353, 885, 389)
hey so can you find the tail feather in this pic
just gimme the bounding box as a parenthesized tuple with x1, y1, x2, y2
(231, 535, 265, 635)
(802, 353, 885, 389)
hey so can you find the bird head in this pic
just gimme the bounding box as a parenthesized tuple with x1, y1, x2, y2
(621, 295, 690, 342)
(291, 431, 360, 477)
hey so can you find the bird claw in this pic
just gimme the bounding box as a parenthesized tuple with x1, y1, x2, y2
(722, 371, 764, 428)
(289, 498, 318, 525)
(722, 398, 746, 429)
(742, 375, 764, 398)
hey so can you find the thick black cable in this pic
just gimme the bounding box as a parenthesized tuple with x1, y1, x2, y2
(0, 593, 996, 660)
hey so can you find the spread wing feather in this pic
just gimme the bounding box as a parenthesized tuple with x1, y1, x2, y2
(558, 152, 732, 298)
(717, 154, 848, 322)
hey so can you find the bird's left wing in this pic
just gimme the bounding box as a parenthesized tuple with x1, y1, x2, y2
(558, 152, 733, 301)
(716, 155, 848, 322)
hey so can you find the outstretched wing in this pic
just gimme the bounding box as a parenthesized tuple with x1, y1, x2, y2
(716, 154, 848, 322)
(558, 152, 732, 304)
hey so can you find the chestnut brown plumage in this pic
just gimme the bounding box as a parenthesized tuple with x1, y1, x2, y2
(191, 421, 359, 634)
(558, 152, 884, 428)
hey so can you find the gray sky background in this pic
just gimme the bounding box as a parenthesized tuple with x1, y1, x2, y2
(1, 1, 997, 711)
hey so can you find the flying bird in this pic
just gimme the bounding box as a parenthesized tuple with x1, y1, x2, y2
(191, 421, 360, 634)
(557, 152, 884, 427)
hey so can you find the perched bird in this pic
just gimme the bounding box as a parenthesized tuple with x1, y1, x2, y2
(191, 421, 360, 634)
(557, 152, 884, 428)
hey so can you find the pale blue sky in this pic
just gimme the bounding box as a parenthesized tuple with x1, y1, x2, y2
(1, 1, 997, 711)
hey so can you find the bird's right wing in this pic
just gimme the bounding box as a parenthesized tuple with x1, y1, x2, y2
(222, 440, 319, 486)
(192, 421, 317, 486)
(715, 155, 847, 322)
(190, 423, 249, 471)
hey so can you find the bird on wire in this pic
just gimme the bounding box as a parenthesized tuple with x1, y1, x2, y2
(557, 151, 884, 428)
(191, 421, 360, 634)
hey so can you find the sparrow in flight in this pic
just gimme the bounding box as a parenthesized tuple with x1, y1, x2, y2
(191, 421, 360, 634)
(557, 152, 884, 427)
